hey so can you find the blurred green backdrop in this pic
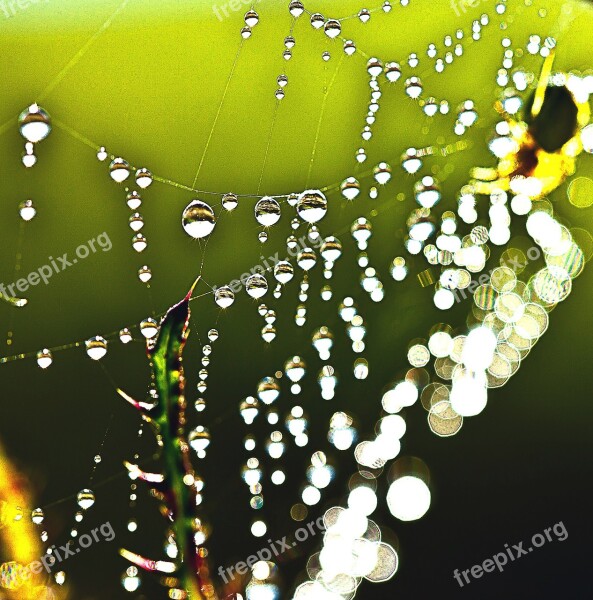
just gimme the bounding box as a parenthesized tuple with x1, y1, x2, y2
(1, 0, 593, 598)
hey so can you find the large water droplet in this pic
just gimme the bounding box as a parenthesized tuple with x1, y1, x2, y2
(222, 193, 238, 211)
(341, 177, 361, 200)
(109, 158, 130, 183)
(126, 191, 142, 210)
(119, 328, 132, 343)
(18, 104, 51, 143)
(135, 168, 153, 189)
(289, 1, 304, 17)
(255, 197, 281, 226)
(85, 336, 107, 360)
(246, 274, 268, 298)
(325, 19, 341, 38)
(129, 213, 144, 232)
(321, 236, 342, 262)
(140, 318, 159, 339)
(19, 199, 36, 221)
(36, 348, 53, 369)
(215, 285, 235, 308)
(274, 261, 294, 284)
(297, 190, 327, 223)
(258, 377, 280, 404)
(297, 248, 317, 271)
(182, 200, 216, 238)
(77, 489, 95, 510)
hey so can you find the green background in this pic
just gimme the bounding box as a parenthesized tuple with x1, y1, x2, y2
(1, 0, 593, 598)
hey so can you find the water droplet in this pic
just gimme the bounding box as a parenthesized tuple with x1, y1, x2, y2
(297, 190, 327, 223)
(18, 104, 51, 143)
(138, 265, 152, 283)
(129, 212, 144, 232)
(240, 397, 259, 424)
(94, 454, 102, 463)
(132, 233, 147, 252)
(297, 248, 317, 271)
(310, 12, 324, 29)
(405, 77, 423, 99)
(182, 200, 216, 238)
(135, 168, 153, 189)
(36, 348, 53, 369)
(22, 152, 37, 167)
(277, 74, 288, 87)
(140, 318, 159, 339)
(285, 356, 306, 382)
(341, 177, 360, 200)
(325, 19, 341, 38)
(288, 1, 304, 17)
(85, 336, 107, 360)
(246, 274, 268, 299)
(367, 57, 383, 77)
(359, 8, 371, 22)
(353, 358, 369, 379)
(122, 567, 140, 592)
(109, 157, 130, 183)
(312, 327, 333, 360)
(119, 328, 132, 343)
(351, 218, 372, 249)
(189, 426, 210, 456)
(258, 230, 269, 243)
(274, 261, 294, 284)
(222, 193, 238, 211)
(126, 191, 142, 210)
(321, 236, 342, 262)
(255, 197, 281, 226)
(244, 9, 259, 26)
(373, 162, 392, 184)
(258, 377, 280, 404)
(401, 148, 422, 174)
(284, 35, 296, 49)
(414, 176, 441, 208)
(19, 199, 36, 221)
(262, 324, 276, 342)
(241, 26, 252, 39)
(208, 328, 218, 342)
(77, 489, 95, 510)
(215, 285, 235, 308)
(344, 40, 356, 55)
(31, 507, 44, 524)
